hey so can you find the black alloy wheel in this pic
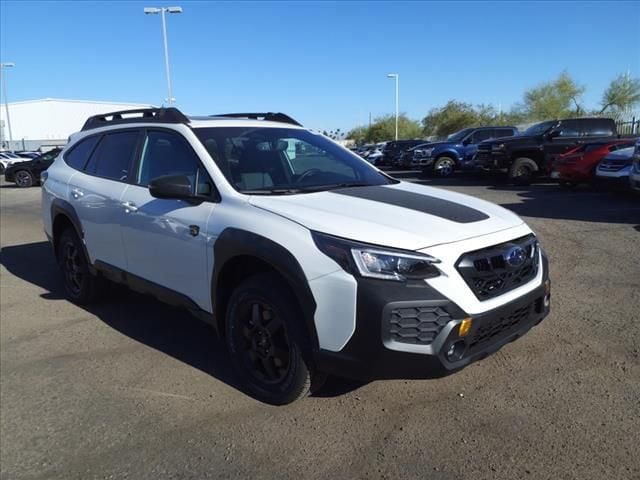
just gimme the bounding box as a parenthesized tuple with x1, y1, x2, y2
(14, 170, 34, 188)
(226, 273, 313, 404)
(57, 228, 101, 304)
(239, 302, 291, 384)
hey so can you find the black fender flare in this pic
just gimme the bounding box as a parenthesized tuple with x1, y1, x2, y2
(50, 199, 93, 271)
(212, 228, 319, 352)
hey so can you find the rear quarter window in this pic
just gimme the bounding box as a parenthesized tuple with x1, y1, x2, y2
(64, 135, 100, 170)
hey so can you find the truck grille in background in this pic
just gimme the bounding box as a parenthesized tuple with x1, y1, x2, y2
(456, 234, 539, 301)
(386, 305, 451, 346)
(475, 144, 493, 164)
(469, 303, 532, 348)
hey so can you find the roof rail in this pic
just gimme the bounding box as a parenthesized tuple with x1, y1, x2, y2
(212, 112, 303, 127)
(81, 107, 189, 131)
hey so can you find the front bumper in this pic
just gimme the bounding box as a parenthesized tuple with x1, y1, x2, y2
(316, 256, 550, 381)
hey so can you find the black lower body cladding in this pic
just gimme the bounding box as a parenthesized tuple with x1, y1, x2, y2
(316, 254, 550, 381)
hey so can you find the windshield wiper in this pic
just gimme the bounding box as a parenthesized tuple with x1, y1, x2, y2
(240, 188, 304, 195)
(296, 182, 372, 192)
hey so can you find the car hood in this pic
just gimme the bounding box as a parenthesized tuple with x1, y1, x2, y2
(249, 182, 525, 250)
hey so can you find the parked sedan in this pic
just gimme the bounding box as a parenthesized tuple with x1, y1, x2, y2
(629, 139, 640, 193)
(0, 152, 31, 173)
(3, 148, 62, 187)
(551, 140, 635, 187)
(594, 146, 635, 190)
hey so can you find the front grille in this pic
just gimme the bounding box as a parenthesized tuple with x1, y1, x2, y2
(598, 160, 631, 172)
(475, 145, 493, 164)
(469, 303, 532, 348)
(456, 234, 539, 301)
(387, 306, 451, 345)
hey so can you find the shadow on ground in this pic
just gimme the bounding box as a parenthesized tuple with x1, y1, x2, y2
(0, 241, 364, 400)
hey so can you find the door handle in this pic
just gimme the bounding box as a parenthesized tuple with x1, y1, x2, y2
(122, 201, 139, 213)
(71, 188, 84, 199)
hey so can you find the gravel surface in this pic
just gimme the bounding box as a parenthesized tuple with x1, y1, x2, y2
(1, 174, 639, 480)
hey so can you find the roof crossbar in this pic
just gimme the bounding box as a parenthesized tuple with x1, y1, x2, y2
(212, 112, 303, 127)
(81, 107, 189, 131)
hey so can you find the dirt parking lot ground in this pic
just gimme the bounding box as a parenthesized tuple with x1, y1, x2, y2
(1, 174, 639, 480)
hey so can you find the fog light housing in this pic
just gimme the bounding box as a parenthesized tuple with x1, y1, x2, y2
(446, 340, 466, 361)
(544, 279, 551, 307)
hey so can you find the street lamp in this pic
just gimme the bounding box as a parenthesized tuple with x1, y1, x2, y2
(0, 62, 15, 151)
(387, 73, 399, 141)
(144, 6, 182, 106)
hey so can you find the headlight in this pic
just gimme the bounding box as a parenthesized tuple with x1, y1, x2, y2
(422, 147, 435, 157)
(312, 232, 440, 281)
(492, 143, 506, 151)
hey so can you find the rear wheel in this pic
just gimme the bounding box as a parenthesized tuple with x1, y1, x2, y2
(433, 156, 456, 177)
(57, 228, 102, 304)
(14, 170, 34, 188)
(226, 273, 315, 405)
(509, 157, 537, 186)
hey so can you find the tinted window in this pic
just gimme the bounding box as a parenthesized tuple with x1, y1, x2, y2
(85, 131, 138, 181)
(137, 130, 213, 196)
(584, 119, 615, 137)
(494, 128, 515, 138)
(471, 130, 494, 143)
(64, 136, 100, 170)
(555, 120, 581, 137)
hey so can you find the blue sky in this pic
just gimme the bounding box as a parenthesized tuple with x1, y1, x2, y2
(1, 1, 639, 131)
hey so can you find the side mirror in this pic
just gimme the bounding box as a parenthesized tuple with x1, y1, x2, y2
(548, 130, 561, 139)
(149, 175, 194, 200)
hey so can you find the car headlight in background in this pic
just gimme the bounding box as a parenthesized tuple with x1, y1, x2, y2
(633, 156, 640, 173)
(312, 231, 441, 281)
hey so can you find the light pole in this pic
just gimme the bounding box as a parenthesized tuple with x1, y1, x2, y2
(0, 62, 15, 151)
(144, 6, 182, 106)
(387, 73, 399, 140)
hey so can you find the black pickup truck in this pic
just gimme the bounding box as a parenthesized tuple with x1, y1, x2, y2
(475, 117, 618, 185)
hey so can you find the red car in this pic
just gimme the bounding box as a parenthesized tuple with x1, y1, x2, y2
(551, 140, 635, 187)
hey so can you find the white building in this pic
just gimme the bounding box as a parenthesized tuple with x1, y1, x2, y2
(0, 98, 153, 151)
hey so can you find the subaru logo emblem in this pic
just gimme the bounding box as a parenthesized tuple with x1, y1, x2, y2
(505, 247, 527, 267)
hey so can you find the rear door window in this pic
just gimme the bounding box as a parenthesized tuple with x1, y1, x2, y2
(493, 128, 515, 138)
(85, 131, 140, 181)
(584, 119, 615, 137)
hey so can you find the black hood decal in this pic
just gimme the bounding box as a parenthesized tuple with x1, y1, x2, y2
(331, 186, 489, 223)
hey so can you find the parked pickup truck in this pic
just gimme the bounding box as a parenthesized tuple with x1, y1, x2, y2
(412, 126, 518, 177)
(475, 117, 619, 185)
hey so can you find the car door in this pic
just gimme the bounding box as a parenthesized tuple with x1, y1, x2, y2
(462, 129, 493, 164)
(545, 120, 582, 165)
(119, 129, 217, 311)
(67, 130, 140, 270)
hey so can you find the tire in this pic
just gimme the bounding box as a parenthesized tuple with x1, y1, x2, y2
(509, 157, 537, 186)
(433, 156, 456, 177)
(14, 170, 34, 188)
(57, 228, 102, 304)
(225, 273, 315, 405)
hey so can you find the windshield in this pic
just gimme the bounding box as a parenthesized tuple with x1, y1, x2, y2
(194, 127, 395, 194)
(447, 128, 474, 142)
(523, 120, 556, 136)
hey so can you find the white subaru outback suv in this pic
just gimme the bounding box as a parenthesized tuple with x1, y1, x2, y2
(42, 108, 550, 404)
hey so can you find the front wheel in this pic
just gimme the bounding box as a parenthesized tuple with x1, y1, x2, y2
(14, 170, 34, 188)
(433, 156, 456, 177)
(226, 273, 315, 405)
(509, 157, 537, 186)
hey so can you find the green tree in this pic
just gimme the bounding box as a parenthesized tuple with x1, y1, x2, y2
(520, 71, 585, 120)
(346, 114, 422, 143)
(599, 73, 640, 114)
